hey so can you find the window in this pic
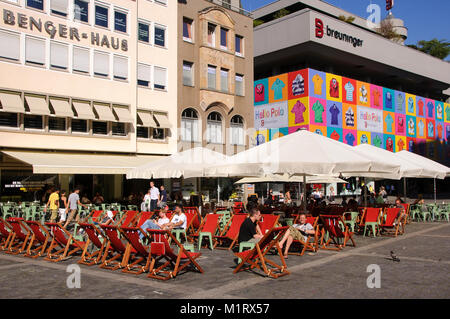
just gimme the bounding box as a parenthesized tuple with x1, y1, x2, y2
(0, 30, 20, 61)
(24, 114, 43, 130)
(137, 126, 149, 139)
(114, 10, 127, 33)
(154, 66, 167, 90)
(207, 112, 222, 144)
(207, 65, 216, 90)
(235, 74, 244, 96)
(93, 51, 109, 77)
(50, 41, 68, 70)
(74, 0, 89, 23)
(27, 0, 44, 11)
(137, 63, 151, 87)
(222, 0, 231, 9)
(207, 23, 215, 47)
(153, 128, 165, 140)
(230, 115, 244, 145)
(220, 68, 229, 93)
(181, 108, 198, 142)
(138, 21, 150, 43)
(95, 3, 109, 28)
(49, 117, 66, 131)
(112, 122, 126, 136)
(51, 0, 68, 17)
(183, 61, 193, 86)
(154, 25, 166, 47)
(93, 121, 107, 135)
(73, 46, 90, 73)
(113, 55, 128, 80)
(220, 27, 228, 49)
(71, 119, 88, 133)
(183, 17, 193, 42)
(26, 36, 46, 66)
(235, 35, 243, 56)
(0, 112, 19, 128)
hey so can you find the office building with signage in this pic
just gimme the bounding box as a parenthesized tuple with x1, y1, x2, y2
(251, 0, 450, 195)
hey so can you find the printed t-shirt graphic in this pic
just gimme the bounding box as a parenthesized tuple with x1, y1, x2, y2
(271, 78, 285, 100)
(386, 137, 394, 152)
(417, 100, 424, 116)
(427, 101, 434, 118)
(291, 100, 306, 124)
(436, 123, 443, 139)
(312, 74, 323, 95)
(360, 134, 368, 144)
(408, 118, 415, 135)
(417, 119, 425, 136)
(315, 129, 323, 135)
(397, 117, 405, 133)
(359, 85, 368, 104)
(329, 104, 340, 125)
(312, 101, 324, 123)
(372, 88, 381, 106)
(385, 92, 393, 109)
(446, 105, 450, 121)
(344, 82, 354, 101)
(254, 84, 265, 102)
(397, 138, 405, 151)
(329, 78, 339, 98)
(373, 135, 383, 147)
(446, 126, 450, 140)
(407, 97, 414, 113)
(436, 104, 443, 119)
(385, 113, 394, 133)
(345, 132, 355, 146)
(345, 107, 354, 127)
(408, 140, 414, 152)
(330, 130, 340, 141)
(427, 121, 434, 137)
(396, 93, 404, 112)
(292, 74, 304, 96)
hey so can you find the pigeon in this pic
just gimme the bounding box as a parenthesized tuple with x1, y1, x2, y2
(390, 250, 400, 262)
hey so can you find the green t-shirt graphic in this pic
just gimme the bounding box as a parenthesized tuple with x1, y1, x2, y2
(312, 101, 324, 123)
(373, 135, 382, 148)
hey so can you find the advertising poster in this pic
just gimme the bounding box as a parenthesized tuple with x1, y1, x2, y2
(342, 77, 356, 105)
(288, 97, 309, 126)
(446, 123, 450, 141)
(383, 87, 395, 112)
(445, 103, 450, 123)
(425, 98, 435, 119)
(288, 69, 308, 100)
(426, 119, 435, 140)
(416, 117, 426, 139)
(384, 134, 395, 152)
(416, 96, 426, 117)
(327, 100, 342, 128)
(288, 125, 308, 134)
(309, 97, 327, 126)
(309, 125, 326, 136)
(356, 81, 371, 107)
(308, 69, 326, 99)
(327, 127, 343, 142)
(343, 129, 357, 146)
(342, 104, 357, 130)
(435, 121, 444, 141)
(395, 135, 407, 152)
(370, 84, 383, 109)
(435, 101, 444, 121)
(406, 115, 417, 138)
(395, 113, 406, 136)
(371, 132, 384, 148)
(357, 130, 371, 145)
(254, 78, 269, 106)
(357, 106, 383, 133)
(383, 110, 396, 135)
(326, 73, 342, 102)
(268, 73, 288, 103)
(254, 101, 288, 130)
(405, 93, 416, 116)
(394, 90, 405, 114)
(406, 137, 416, 152)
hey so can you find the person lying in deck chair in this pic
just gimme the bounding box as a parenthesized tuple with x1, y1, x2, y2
(164, 204, 186, 231)
(278, 213, 315, 258)
(139, 206, 171, 239)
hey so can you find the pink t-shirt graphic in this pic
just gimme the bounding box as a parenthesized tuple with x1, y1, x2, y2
(291, 100, 306, 124)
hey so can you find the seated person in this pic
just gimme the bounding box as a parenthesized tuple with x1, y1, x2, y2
(237, 208, 263, 245)
(139, 206, 171, 239)
(278, 213, 315, 258)
(164, 204, 186, 231)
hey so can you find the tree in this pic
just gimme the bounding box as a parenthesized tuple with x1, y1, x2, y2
(273, 8, 290, 19)
(338, 15, 355, 24)
(375, 18, 403, 43)
(407, 39, 450, 60)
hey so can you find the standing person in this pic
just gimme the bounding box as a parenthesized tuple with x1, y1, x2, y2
(44, 188, 60, 223)
(285, 190, 292, 206)
(58, 190, 68, 223)
(159, 185, 168, 209)
(165, 204, 186, 231)
(237, 208, 263, 245)
(149, 181, 160, 212)
(63, 188, 87, 229)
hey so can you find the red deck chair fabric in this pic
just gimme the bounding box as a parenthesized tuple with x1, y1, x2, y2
(191, 214, 220, 247)
(320, 215, 356, 251)
(116, 210, 139, 227)
(289, 216, 320, 256)
(119, 226, 152, 275)
(77, 223, 107, 266)
(0, 218, 13, 251)
(24, 220, 52, 258)
(146, 229, 203, 280)
(358, 208, 382, 233)
(99, 224, 135, 270)
(4, 217, 31, 255)
(134, 211, 154, 227)
(259, 214, 280, 234)
(380, 207, 402, 237)
(88, 210, 104, 223)
(233, 226, 290, 279)
(213, 214, 247, 250)
(184, 207, 201, 230)
(44, 222, 89, 262)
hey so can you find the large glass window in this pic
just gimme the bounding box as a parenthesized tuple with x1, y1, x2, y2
(137, 63, 151, 87)
(235, 35, 243, 55)
(138, 21, 150, 43)
(207, 23, 215, 47)
(74, 0, 89, 23)
(71, 119, 88, 133)
(95, 3, 109, 28)
(235, 74, 244, 96)
(183, 17, 193, 42)
(220, 68, 229, 93)
(0, 112, 19, 128)
(112, 122, 126, 136)
(137, 126, 149, 139)
(230, 115, 244, 145)
(181, 108, 198, 142)
(183, 61, 193, 86)
(27, 0, 44, 11)
(207, 112, 222, 144)
(220, 27, 228, 49)
(93, 121, 107, 135)
(49, 117, 67, 131)
(114, 10, 127, 33)
(24, 114, 43, 130)
(154, 25, 166, 47)
(207, 65, 216, 90)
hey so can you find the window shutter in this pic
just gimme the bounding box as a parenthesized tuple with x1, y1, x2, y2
(0, 30, 20, 61)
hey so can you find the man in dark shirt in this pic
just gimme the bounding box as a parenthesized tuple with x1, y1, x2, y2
(238, 208, 263, 244)
(159, 185, 168, 208)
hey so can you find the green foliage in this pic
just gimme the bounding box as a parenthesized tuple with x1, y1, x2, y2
(253, 19, 264, 27)
(273, 8, 290, 19)
(338, 15, 355, 23)
(407, 39, 450, 60)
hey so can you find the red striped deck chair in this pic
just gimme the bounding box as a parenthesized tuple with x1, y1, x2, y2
(380, 207, 402, 237)
(320, 215, 356, 251)
(0, 218, 13, 251)
(4, 217, 31, 255)
(191, 213, 220, 249)
(24, 220, 52, 258)
(213, 214, 247, 250)
(77, 222, 107, 266)
(147, 229, 203, 280)
(233, 226, 290, 279)
(99, 224, 130, 270)
(290, 216, 320, 256)
(120, 226, 152, 275)
(44, 222, 90, 262)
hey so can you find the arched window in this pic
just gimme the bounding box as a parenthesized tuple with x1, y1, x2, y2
(206, 111, 222, 144)
(230, 115, 244, 145)
(181, 108, 199, 142)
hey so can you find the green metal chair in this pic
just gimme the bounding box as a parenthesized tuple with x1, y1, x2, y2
(343, 211, 359, 233)
(440, 204, 450, 222)
(2, 204, 14, 220)
(238, 241, 256, 263)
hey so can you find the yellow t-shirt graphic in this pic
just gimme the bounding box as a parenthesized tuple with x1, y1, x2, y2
(312, 74, 323, 95)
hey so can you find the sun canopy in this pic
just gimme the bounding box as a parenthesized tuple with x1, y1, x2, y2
(204, 130, 400, 178)
(126, 147, 229, 179)
(235, 174, 348, 184)
(394, 150, 449, 180)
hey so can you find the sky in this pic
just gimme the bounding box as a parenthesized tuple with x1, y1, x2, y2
(242, 0, 450, 51)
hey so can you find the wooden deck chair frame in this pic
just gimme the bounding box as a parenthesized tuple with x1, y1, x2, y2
(289, 216, 320, 256)
(319, 215, 356, 251)
(99, 224, 131, 270)
(44, 222, 89, 262)
(233, 226, 290, 279)
(0, 218, 13, 251)
(134, 211, 154, 227)
(146, 229, 204, 281)
(4, 218, 31, 255)
(358, 208, 382, 236)
(77, 222, 108, 266)
(191, 213, 221, 249)
(213, 214, 247, 250)
(24, 220, 52, 258)
(87, 210, 105, 223)
(115, 210, 140, 227)
(119, 226, 153, 275)
(380, 207, 402, 237)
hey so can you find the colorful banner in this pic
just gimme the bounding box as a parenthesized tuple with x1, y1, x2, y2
(254, 101, 288, 130)
(357, 106, 383, 133)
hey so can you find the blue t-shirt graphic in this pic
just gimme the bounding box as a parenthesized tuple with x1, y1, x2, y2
(385, 92, 393, 109)
(427, 102, 434, 118)
(360, 134, 368, 144)
(407, 97, 414, 113)
(329, 104, 340, 125)
(427, 122, 434, 137)
(385, 114, 394, 133)
(271, 78, 285, 100)
(345, 133, 355, 146)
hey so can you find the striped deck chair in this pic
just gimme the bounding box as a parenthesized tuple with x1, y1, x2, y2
(24, 220, 52, 258)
